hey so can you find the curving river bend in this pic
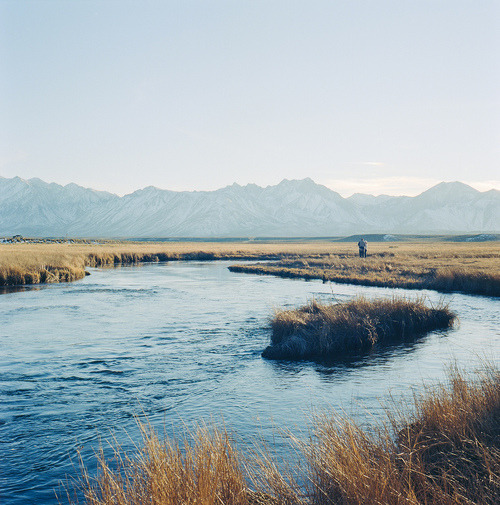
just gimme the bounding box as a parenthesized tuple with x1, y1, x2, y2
(1, 261, 499, 504)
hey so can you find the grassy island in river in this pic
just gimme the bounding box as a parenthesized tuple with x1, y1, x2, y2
(263, 296, 456, 360)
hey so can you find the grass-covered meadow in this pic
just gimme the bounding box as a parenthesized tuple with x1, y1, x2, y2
(0, 242, 280, 287)
(0, 240, 499, 296)
(228, 242, 500, 297)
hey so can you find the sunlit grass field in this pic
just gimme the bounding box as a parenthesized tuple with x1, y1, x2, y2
(229, 241, 500, 296)
(1, 241, 498, 296)
(0, 241, 301, 286)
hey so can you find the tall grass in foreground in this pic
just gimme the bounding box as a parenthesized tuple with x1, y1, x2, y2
(263, 297, 456, 360)
(305, 364, 500, 504)
(71, 424, 249, 505)
(69, 365, 499, 504)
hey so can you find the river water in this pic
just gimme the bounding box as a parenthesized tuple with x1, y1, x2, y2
(0, 261, 498, 504)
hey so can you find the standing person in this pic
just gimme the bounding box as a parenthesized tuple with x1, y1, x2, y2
(358, 238, 366, 258)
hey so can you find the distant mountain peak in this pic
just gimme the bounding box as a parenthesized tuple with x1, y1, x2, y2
(347, 193, 394, 206)
(427, 181, 477, 192)
(0, 176, 498, 237)
(274, 177, 340, 197)
(131, 185, 162, 195)
(436, 181, 472, 188)
(418, 181, 479, 201)
(277, 177, 315, 186)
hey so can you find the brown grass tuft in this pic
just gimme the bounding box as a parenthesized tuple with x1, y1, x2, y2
(264, 297, 456, 360)
(72, 423, 250, 505)
(0, 248, 87, 286)
(68, 365, 499, 505)
(305, 364, 500, 504)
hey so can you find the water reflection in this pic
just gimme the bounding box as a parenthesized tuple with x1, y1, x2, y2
(0, 284, 42, 294)
(265, 326, 454, 376)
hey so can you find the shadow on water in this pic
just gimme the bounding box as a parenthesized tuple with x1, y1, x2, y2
(98, 260, 172, 270)
(265, 327, 454, 380)
(0, 285, 42, 295)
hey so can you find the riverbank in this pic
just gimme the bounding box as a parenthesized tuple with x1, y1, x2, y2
(71, 364, 499, 504)
(229, 242, 500, 297)
(0, 242, 320, 287)
(1, 242, 498, 297)
(263, 297, 456, 360)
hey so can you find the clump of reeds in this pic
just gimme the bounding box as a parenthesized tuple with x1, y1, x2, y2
(0, 248, 87, 286)
(263, 297, 456, 360)
(0, 265, 87, 286)
(69, 365, 499, 505)
(71, 423, 250, 505)
(432, 268, 500, 297)
(305, 364, 500, 504)
(67, 420, 303, 505)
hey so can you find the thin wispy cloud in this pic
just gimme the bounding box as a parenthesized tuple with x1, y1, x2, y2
(324, 177, 500, 197)
(0, 150, 29, 170)
(358, 162, 385, 167)
(326, 177, 442, 197)
(464, 180, 500, 192)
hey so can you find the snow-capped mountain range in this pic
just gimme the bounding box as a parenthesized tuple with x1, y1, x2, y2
(0, 176, 498, 237)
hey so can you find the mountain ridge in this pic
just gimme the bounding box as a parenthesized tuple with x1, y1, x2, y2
(0, 176, 498, 237)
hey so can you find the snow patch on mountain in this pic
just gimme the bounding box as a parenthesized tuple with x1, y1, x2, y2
(0, 177, 498, 237)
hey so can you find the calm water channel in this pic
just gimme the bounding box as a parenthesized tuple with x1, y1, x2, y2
(1, 260, 499, 504)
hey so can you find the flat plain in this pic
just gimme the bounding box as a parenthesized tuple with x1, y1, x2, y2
(1, 240, 498, 296)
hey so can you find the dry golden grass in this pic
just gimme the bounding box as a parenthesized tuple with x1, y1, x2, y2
(305, 364, 500, 504)
(69, 365, 499, 505)
(71, 423, 250, 505)
(0, 241, 498, 296)
(264, 297, 456, 360)
(0, 245, 88, 286)
(0, 241, 326, 287)
(229, 242, 500, 297)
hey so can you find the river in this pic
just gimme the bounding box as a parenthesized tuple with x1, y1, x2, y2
(0, 260, 498, 504)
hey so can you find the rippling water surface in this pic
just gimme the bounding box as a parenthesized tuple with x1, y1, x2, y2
(1, 261, 499, 504)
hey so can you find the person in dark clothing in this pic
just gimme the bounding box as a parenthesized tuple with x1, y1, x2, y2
(358, 238, 367, 258)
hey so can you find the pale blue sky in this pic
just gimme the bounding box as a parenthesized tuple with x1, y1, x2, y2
(1, 1, 499, 196)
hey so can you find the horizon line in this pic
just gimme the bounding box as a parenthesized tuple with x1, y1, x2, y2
(1, 174, 499, 199)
